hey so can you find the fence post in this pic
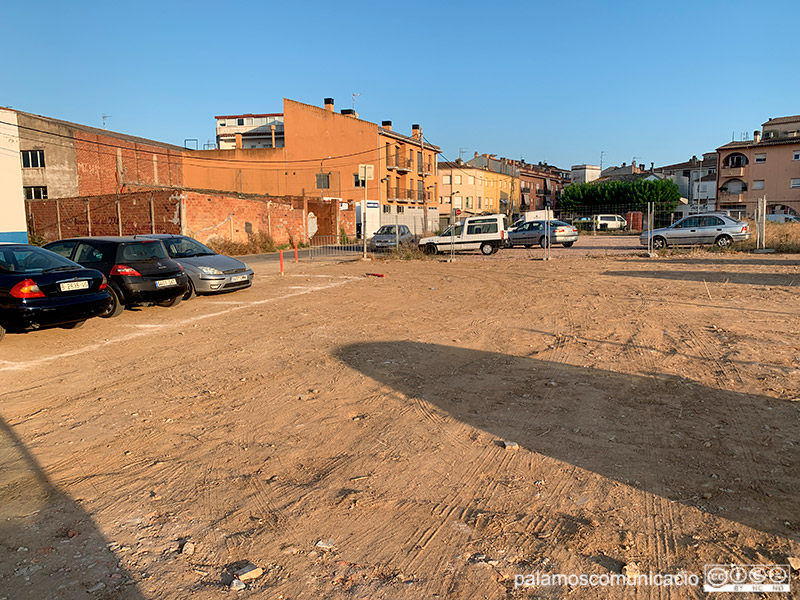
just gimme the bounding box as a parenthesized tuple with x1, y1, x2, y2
(56, 199, 62, 239)
(294, 241, 298, 263)
(280, 250, 284, 275)
(86, 200, 92, 236)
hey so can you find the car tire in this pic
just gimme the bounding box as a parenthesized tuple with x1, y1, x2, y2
(183, 279, 196, 301)
(652, 236, 667, 250)
(715, 235, 732, 248)
(480, 242, 493, 255)
(539, 237, 550, 248)
(562, 241, 574, 248)
(0, 324, 5, 343)
(60, 320, 86, 329)
(424, 244, 437, 255)
(157, 295, 183, 308)
(101, 287, 124, 319)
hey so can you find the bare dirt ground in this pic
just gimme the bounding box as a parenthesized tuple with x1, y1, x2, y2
(1, 250, 798, 599)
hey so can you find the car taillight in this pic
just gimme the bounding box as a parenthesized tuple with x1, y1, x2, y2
(572, 227, 578, 233)
(177, 263, 184, 271)
(741, 225, 748, 233)
(555, 227, 568, 233)
(501, 230, 505, 239)
(10, 279, 45, 299)
(111, 264, 142, 277)
(99, 275, 108, 290)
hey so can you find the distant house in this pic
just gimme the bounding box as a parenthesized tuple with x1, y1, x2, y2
(655, 153, 717, 211)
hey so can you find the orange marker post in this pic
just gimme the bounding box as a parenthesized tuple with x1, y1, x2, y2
(294, 241, 298, 263)
(280, 250, 284, 276)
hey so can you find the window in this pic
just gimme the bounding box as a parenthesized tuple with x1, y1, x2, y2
(315, 173, 330, 189)
(478, 196, 482, 209)
(443, 175, 451, 185)
(791, 178, 800, 189)
(700, 184, 707, 192)
(753, 180, 765, 190)
(467, 222, 498, 235)
(453, 175, 462, 185)
(237, 118, 244, 126)
(468, 176, 475, 185)
(246, 118, 253, 126)
(466, 197, 472, 208)
(382, 205, 391, 214)
(23, 186, 48, 199)
(755, 153, 766, 163)
(21, 150, 45, 168)
(439, 196, 443, 204)
(794, 151, 800, 161)
(396, 205, 404, 214)
(453, 196, 462, 208)
(417, 151, 423, 172)
(75, 243, 105, 263)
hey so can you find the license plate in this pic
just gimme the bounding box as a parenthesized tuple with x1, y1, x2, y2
(155, 278, 177, 288)
(231, 275, 248, 283)
(60, 280, 89, 292)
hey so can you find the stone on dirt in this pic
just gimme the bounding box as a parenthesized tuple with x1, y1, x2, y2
(788, 556, 800, 570)
(622, 563, 641, 578)
(315, 538, 336, 550)
(181, 541, 195, 556)
(229, 579, 246, 590)
(234, 562, 263, 581)
(503, 441, 519, 450)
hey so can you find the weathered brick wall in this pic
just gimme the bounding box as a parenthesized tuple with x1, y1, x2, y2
(74, 131, 183, 197)
(27, 191, 181, 241)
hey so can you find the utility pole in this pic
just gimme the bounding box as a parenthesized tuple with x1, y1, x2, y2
(420, 126, 428, 233)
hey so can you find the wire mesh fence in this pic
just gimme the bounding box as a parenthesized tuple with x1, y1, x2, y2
(308, 235, 363, 260)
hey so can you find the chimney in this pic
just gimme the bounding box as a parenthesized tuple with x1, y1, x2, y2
(474, 151, 479, 158)
(381, 120, 392, 131)
(341, 109, 357, 118)
(235, 133, 243, 149)
(691, 155, 697, 166)
(324, 97, 334, 112)
(639, 163, 645, 171)
(622, 162, 627, 168)
(411, 123, 421, 140)
(753, 130, 761, 143)
(650, 162, 654, 172)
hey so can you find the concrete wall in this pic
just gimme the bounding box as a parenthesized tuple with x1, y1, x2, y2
(17, 112, 80, 200)
(0, 110, 28, 241)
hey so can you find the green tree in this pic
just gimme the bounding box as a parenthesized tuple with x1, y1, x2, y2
(560, 179, 680, 213)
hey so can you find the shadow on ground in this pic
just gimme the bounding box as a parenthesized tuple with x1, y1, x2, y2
(603, 270, 799, 287)
(0, 418, 143, 599)
(336, 342, 799, 541)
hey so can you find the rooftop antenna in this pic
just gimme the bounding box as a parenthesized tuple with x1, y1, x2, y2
(102, 114, 111, 129)
(351, 93, 360, 110)
(600, 150, 606, 170)
(459, 147, 468, 161)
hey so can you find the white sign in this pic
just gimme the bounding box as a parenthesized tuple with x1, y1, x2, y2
(340, 202, 349, 210)
(307, 212, 318, 237)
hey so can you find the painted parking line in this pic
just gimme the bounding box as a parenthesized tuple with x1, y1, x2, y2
(0, 277, 358, 374)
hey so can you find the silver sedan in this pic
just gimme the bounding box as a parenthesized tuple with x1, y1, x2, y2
(506, 220, 579, 248)
(640, 214, 750, 249)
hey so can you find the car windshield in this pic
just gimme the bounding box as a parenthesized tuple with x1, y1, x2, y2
(161, 237, 215, 258)
(374, 226, 397, 235)
(0, 246, 80, 274)
(119, 241, 169, 261)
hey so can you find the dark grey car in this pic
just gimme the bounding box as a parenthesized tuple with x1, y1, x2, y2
(368, 224, 415, 252)
(144, 234, 254, 299)
(640, 214, 750, 249)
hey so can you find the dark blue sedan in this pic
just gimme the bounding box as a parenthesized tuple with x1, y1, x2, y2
(0, 244, 110, 342)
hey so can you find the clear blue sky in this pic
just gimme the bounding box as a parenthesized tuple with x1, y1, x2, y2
(3, 0, 798, 170)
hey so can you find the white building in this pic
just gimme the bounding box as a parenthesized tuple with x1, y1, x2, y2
(570, 164, 601, 184)
(215, 113, 285, 149)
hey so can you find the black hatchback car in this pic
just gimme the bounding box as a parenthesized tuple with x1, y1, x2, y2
(0, 244, 110, 341)
(44, 237, 189, 318)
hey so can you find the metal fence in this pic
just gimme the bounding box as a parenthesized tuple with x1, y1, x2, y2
(307, 235, 363, 260)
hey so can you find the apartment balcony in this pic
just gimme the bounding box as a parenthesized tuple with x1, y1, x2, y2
(718, 190, 746, 202)
(720, 166, 745, 178)
(536, 188, 550, 196)
(395, 156, 413, 172)
(417, 162, 433, 175)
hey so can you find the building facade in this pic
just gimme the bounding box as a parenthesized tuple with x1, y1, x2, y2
(189, 98, 440, 236)
(716, 116, 800, 218)
(570, 164, 601, 185)
(655, 152, 717, 209)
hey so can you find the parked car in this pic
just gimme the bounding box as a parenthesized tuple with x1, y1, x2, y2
(44, 237, 189, 317)
(765, 214, 800, 224)
(593, 214, 627, 230)
(368, 224, 415, 252)
(0, 243, 110, 341)
(419, 214, 508, 255)
(506, 220, 578, 248)
(639, 214, 750, 249)
(142, 234, 253, 299)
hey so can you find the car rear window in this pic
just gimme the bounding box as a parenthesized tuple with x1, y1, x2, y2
(118, 242, 168, 261)
(0, 246, 78, 274)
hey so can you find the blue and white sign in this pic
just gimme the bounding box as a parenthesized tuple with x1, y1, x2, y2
(367, 201, 379, 209)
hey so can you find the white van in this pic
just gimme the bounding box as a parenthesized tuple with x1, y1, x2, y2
(419, 214, 508, 255)
(593, 214, 627, 230)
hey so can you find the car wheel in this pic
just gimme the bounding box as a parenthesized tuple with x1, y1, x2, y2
(0, 324, 5, 343)
(480, 242, 493, 255)
(101, 287, 124, 318)
(539, 237, 550, 248)
(424, 244, 437, 255)
(652, 236, 667, 250)
(715, 235, 732, 248)
(183, 279, 196, 301)
(60, 320, 86, 329)
(157, 295, 183, 308)
(562, 241, 574, 248)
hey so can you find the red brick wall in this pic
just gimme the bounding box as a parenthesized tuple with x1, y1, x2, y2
(26, 191, 181, 241)
(183, 193, 355, 245)
(74, 131, 183, 196)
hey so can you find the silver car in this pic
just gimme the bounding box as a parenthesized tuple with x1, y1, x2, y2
(506, 220, 579, 248)
(145, 234, 254, 299)
(368, 224, 414, 252)
(640, 214, 750, 250)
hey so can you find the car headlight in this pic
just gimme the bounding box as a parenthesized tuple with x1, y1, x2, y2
(198, 266, 223, 275)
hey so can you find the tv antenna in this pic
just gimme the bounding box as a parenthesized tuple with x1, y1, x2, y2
(102, 114, 112, 129)
(352, 93, 360, 110)
(459, 147, 468, 161)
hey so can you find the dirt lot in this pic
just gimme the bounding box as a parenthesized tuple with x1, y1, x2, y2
(1, 251, 798, 599)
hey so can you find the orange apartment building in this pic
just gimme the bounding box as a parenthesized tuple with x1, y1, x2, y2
(716, 115, 800, 218)
(183, 98, 440, 237)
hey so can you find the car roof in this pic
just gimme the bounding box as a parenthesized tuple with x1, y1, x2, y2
(47, 236, 166, 243)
